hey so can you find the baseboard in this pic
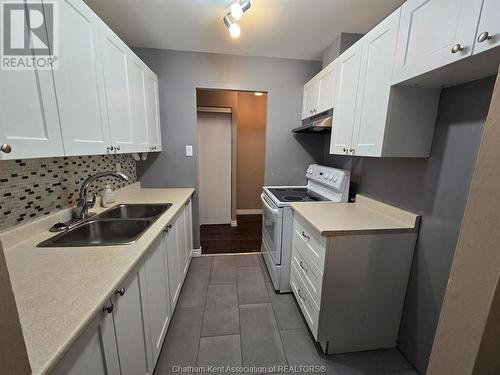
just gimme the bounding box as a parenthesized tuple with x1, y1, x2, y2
(192, 248, 202, 257)
(236, 209, 263, 215)
(231, 220, 238, 227)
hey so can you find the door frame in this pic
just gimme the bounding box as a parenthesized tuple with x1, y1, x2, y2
(196, 106, 236, 226)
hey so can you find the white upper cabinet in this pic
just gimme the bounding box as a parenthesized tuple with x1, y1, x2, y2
(301, 60, 337, 119)
(100, 23, 136, 154)
(301, 79, 319, 119)
(329, 41, 363, 155)
(350, 9, 401, 157)
(392, 0, 484, 84)
(145, 69, 162, 152)
(51, 0, 110, 156)
(316, 60, 338, 114)
(0, 12, 63, 161)
(128, 55, 150, 153)
(473, 0, 500, 55)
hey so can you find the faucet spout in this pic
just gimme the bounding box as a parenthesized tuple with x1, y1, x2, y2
(75, 171, 130, 220)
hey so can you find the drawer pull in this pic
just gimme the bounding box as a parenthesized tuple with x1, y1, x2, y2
(297, 288, 306, 301)
(299, 261, 308, 273)
(301, 231, 310, 240)
(115, 288, 125, 296)
(102, 302, 114, 314)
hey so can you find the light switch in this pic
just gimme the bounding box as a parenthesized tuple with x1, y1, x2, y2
(186, 145, 193, 157)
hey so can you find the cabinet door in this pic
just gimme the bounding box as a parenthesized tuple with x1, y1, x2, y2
(185, 200, 193, 260)
(0, 5, 63, 161)
(351, 9, 401, 157)
(145, 70, 162, 151)
(302, 79, 318, 119)
(393, 0, 483, 84)
(176, 210, 188, 280)
(129, 56, 150, 153)
(165, 223, 181, 311)
(316, 60, 338, 114)
(100, 23, 135, 153)
(143, 236, 171, 366)
(329, 42, 363, 155)
(51, 302, 120, 375)
(112, 270, 149, 375)
(51, 0, 110, 156)
(473, 0, 500, 55)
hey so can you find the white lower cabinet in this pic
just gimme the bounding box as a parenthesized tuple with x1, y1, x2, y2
(51, 199, 193, 375)
(143, 235, 171, 366)
(51, 303, 120, 375)
(290, 214, 417, 354)
(112, 269, 150, 375)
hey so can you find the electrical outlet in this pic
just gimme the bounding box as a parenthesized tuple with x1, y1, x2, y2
(115, 162, 121, 172)
(186, 145, 193, 157)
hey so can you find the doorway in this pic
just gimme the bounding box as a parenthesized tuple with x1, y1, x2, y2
(196, 89, 267, 254)
(197, 111, 232, 225)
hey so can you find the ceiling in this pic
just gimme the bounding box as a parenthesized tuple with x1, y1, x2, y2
(84, 0, 405, 61)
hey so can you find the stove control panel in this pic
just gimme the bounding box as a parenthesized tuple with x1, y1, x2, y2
(306, 164, 349, 191)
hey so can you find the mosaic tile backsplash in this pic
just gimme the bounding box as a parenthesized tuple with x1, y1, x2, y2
(0, 154, 137, 231)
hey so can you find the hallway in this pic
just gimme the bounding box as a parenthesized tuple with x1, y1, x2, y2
(153, 254, 418, 374)
(200, 215, 262, 254)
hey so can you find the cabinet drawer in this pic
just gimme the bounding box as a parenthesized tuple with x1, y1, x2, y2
(292, 245, 323, 309)
(293, 215, 326, 271)
(290, 261, 320, 340)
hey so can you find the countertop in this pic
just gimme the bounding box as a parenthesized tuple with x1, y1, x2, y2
(0, 183, 194, 375)
(291, 194, 420, 236)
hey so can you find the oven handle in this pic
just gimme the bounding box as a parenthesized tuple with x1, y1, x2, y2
(260, 193, 280, 215)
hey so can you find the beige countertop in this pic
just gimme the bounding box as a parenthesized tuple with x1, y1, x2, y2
(0, 183, 194, 375)
(291, 194, 420, 236)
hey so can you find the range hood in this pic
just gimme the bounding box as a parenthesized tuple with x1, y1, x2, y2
(292, 109, 333, 134)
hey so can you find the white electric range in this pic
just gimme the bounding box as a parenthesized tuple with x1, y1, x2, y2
(261, 164, 350, 292)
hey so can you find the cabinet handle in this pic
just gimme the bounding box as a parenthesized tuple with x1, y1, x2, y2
(477, 31, 492, 43)
(451, 44, 464, 53)
(342, 147, 347, 153)
(115, 146, 121, 151)
(301, 231, 310, 240)
(1, 144, 12, 153)
(107, 146, 114, 152)
(102, 302, 114, 314)
(299, 261, 308, 273)
(297, 288, 306, 301)
(349, 148, 355, 154)
(115, 288, 125, 296)
(163, 229, 169, 233)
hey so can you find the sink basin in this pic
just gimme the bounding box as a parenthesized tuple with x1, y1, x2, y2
(38, 219, 152, 247)
(96, 203, 172, 220)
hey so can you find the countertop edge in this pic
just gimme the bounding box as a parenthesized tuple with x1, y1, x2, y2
(3, 186, 195, 375)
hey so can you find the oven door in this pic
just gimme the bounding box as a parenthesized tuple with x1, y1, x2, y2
(261, 193, 283, 265)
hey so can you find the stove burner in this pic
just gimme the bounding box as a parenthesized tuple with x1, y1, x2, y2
(282, 195, 304, 202)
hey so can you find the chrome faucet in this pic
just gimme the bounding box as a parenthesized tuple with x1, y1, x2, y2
(75, 171, 130, 220)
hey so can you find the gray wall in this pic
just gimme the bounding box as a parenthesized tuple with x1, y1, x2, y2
(133, 48, 322, 248)
(322, 33, 363, 67)
(322, 77, 495, 373)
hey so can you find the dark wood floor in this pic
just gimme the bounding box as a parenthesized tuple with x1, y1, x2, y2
(200, 215, 262, 254)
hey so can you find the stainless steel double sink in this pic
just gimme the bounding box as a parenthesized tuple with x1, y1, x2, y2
(38, 203, 172, 247)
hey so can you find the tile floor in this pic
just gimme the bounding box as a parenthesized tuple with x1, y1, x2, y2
(154, 254, 419, 375)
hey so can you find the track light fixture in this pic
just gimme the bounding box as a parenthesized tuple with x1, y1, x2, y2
(223, 0, 251, 38)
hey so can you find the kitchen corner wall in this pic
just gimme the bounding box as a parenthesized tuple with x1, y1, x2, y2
(0, 154, 137, 231)
(322, 76, 496, 373)
(133, 48, 322, 248)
